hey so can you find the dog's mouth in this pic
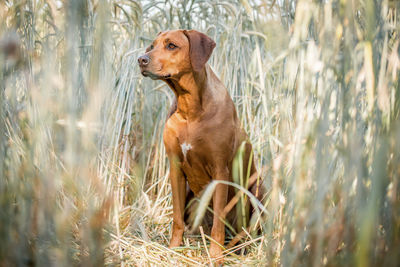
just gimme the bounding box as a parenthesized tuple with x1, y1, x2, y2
(141, 70, 171, 80)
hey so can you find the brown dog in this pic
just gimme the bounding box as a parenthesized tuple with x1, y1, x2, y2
(138, 30, 262, 263)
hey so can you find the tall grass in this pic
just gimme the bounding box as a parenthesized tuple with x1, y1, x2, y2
(1, 0, 399, 266)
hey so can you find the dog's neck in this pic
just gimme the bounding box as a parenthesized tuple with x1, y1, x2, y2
(165, 67, 209, 120)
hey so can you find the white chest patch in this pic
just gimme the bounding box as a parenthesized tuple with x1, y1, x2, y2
(180, 142, 192, 160)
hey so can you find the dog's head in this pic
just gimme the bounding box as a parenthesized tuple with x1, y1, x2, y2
(138, 30, 215, 80)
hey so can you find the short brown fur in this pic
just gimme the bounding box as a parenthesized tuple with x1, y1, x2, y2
(138, 29, 262, 264)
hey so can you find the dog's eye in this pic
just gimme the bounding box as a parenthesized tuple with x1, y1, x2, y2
(167, 43, 177, 50)
(146, 44, 154, 52)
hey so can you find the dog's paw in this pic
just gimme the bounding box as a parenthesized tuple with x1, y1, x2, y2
(168, 241, 181, 248)
(209, 244, 224, 265)
(168, 237, 183, 248)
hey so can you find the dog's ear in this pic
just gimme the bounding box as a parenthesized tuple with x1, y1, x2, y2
(183, 30, 216, 72)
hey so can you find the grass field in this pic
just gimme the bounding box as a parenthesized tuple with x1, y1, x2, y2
(1, 0, 400, 266)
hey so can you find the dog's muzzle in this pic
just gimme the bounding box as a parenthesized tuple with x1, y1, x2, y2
(138, 54, 150, 67)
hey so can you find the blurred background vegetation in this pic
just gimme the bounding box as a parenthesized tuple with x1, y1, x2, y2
(0, 0, 399, 266)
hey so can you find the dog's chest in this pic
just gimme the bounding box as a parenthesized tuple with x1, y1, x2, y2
(180, 142, 192, 161)
(175, 119, 226, 164)
(178, 135, 212, 195)
(177, 133, 201, 163)
(176, 126, 210, 167)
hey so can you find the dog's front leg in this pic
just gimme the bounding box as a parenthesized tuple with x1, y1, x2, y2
(209, 166, 229, 263)
(168, 155, 186, 248)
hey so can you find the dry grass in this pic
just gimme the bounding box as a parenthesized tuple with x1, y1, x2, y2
(1, 0, 400, 266)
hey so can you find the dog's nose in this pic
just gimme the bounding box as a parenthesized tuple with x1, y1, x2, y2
(138, 55, 150, 67)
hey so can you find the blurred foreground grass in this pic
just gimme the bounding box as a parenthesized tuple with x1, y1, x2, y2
(1, 0, 400, 266)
